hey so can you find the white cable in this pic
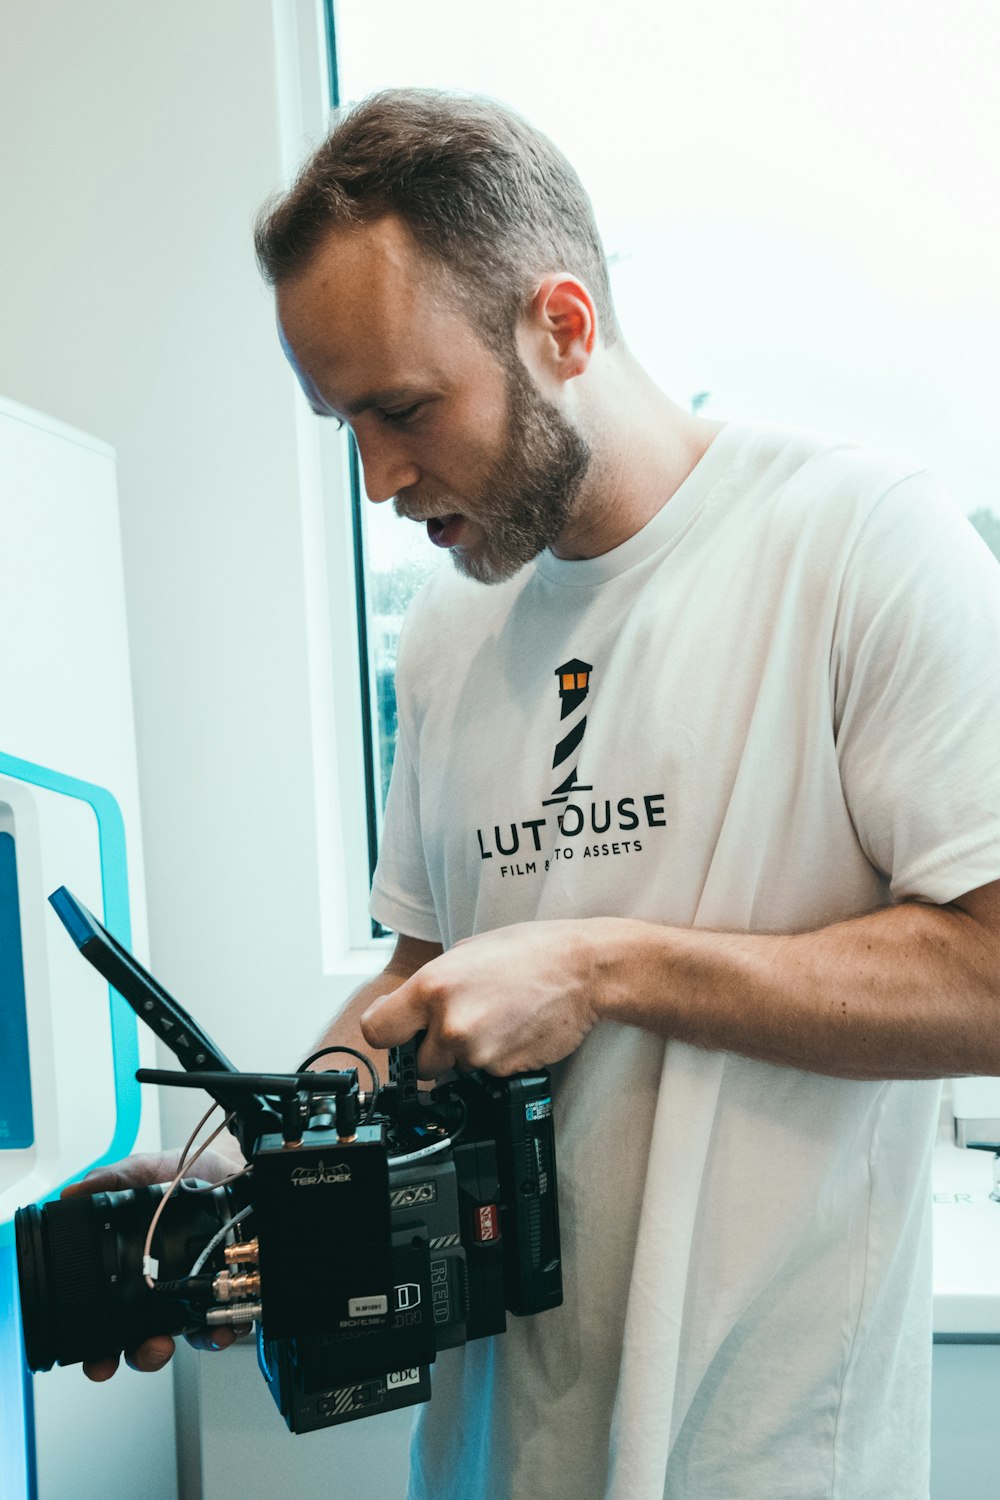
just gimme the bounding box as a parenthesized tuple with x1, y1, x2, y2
(389, 1134, 456, 1165)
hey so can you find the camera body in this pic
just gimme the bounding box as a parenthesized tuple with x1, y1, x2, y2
(14, 888, 563, 1434)
(256, 1061, 560, 1430)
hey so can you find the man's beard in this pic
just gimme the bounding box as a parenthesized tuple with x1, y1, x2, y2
(397, 356, 592, 585)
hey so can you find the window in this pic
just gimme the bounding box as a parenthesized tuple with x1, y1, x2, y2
(328, 0, 1000, 902)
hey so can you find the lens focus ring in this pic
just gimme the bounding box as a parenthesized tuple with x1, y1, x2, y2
(43, 1196, 120, 1365)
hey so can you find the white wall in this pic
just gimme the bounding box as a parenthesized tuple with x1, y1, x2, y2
(0, 0, 379, 1134)
(0, 5, 401, 1490)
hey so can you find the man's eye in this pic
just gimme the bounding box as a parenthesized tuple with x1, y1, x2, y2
(380, 403, 422, 426)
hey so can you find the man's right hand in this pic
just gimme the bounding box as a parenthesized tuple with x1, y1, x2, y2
(61, 1144, 245, 1381)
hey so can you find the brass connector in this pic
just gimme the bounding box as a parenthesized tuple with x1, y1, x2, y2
(224, 1237, 259, 1266)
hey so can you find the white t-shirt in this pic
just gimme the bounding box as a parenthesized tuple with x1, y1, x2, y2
(370, 419, 1000, 1500)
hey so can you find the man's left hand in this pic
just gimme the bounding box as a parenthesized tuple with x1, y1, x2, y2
(359, 919, 603, 1077)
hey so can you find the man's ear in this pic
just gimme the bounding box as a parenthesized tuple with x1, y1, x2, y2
(523, 274, 597, 383)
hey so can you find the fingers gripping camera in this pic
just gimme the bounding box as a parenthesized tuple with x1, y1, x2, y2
(14, 888, 563, 1432)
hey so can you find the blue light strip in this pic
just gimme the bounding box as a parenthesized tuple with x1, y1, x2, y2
(0, 1242, 37, 1500)
(0, 748, 140, 1249)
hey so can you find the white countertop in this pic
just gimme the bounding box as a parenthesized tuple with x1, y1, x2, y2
(933, 1137, 1000, 1336)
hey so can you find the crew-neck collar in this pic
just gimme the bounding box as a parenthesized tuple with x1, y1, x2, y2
(534, 420, 746, 588)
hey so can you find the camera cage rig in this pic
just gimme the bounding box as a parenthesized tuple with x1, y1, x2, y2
(35, 886, 562, 1435)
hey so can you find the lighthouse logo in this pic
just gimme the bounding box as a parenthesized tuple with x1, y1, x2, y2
(543, 657, 594, 806)
(473, 652, 666, 874)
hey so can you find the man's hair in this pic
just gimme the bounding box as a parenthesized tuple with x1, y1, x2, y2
(254, 88, 620, 351)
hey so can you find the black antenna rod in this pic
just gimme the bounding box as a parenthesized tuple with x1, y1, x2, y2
(137, 1068, 358, 1097)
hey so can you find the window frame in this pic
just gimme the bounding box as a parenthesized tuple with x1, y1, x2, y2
(324, 0, 390, 938)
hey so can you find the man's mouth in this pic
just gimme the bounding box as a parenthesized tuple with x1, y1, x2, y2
(426, 514, 464, 548)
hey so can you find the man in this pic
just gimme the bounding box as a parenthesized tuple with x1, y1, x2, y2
(77, 90, 1000, 1498)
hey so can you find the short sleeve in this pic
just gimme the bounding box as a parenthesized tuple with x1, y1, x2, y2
(832, 470, 1000, 903)
(369, 687, 442, 943)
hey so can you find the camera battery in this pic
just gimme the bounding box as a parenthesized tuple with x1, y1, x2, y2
(253, 1125, 392, 1341)
(499, 1076, 563, 1316)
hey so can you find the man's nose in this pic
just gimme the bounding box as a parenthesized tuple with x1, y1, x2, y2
(356, 435, 421, 505)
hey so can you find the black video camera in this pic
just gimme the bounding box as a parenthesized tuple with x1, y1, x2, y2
(14, 887, 562, 1432)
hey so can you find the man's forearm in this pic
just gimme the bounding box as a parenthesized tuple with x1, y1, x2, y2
(358, 886, 1000, 1081)
(595, 896, 1000, 1080)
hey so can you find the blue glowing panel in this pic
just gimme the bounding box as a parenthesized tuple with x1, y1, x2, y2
(0, 831, 33, 1150)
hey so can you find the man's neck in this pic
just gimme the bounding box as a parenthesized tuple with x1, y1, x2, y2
(551, 356, 725, 562)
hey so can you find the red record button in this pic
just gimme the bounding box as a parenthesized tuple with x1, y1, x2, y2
(474, 1204, 500, 1243)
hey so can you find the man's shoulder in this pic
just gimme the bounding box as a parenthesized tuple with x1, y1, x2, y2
(720, 418, 932, 542)
(732, 418, 924, 493)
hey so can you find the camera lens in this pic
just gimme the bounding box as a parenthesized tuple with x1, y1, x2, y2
(15, 1182, 233, 1370)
